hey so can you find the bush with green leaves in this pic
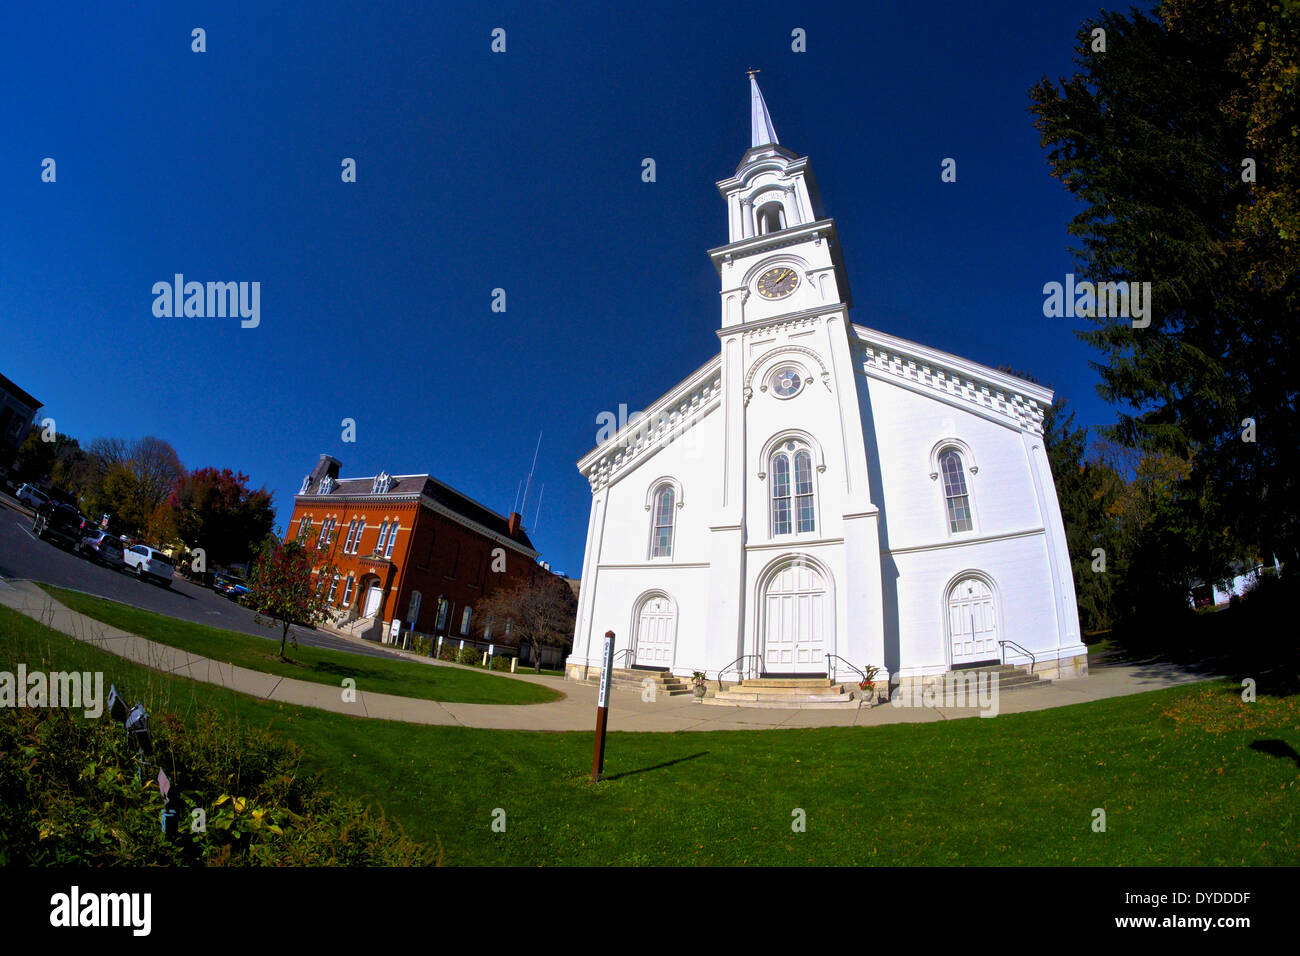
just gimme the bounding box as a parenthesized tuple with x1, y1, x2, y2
(0, 697, 436, 866)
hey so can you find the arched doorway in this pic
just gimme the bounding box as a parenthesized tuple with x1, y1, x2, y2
(947, 575, 998, 665)
(761, 559, 830, 674)
(360, 577, 384, 619)
(631, 593, 676, 669)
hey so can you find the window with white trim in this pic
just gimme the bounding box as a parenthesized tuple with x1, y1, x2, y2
(342, 575, 354, 606)
(460, 607, 472, 636)
(770, 441, 815, 535)
(343, 520, 358, 553)
(352, 519, 365, 553)
(327, 574, 340, 603)
(650, 483, 675, 558)
(384, 522, 398, 558)
(939, 449, 974, 533)
(374, 521, 389, 555)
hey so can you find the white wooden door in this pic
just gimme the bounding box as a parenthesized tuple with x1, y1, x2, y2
(948, 578, 998, 665)
(763, 562, 827, 673)
(633, 595, 676, 667)
(363, 582, 383, 618)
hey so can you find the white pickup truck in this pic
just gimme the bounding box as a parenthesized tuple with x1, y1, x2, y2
(123, 545, 174, 586)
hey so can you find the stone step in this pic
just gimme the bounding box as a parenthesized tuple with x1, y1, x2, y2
(699, 695, 861, 710)
(721, 685, 850, 697)
(739, 678, 834, 688)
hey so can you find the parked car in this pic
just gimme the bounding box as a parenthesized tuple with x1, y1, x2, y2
(32, 501, 86, 549)
(79, 530, 126, 570)
(16, 484, 50, 510)
(123, 545, 174, 586)
(213, 572, 249, 601)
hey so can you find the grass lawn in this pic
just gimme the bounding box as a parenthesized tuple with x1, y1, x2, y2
(3, 604, 1296, 866)
(38, 585, 560, 706)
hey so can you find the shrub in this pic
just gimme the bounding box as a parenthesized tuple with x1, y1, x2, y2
(0, 696, 436, 866)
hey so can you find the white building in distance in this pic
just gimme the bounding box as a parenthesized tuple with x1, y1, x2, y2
(566, 75, 1086, 692)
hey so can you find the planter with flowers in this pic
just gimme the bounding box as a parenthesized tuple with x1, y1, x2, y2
(857, 664, 882, 707)
(691, 671, 708, 698)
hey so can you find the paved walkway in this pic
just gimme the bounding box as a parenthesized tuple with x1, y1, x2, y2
(0, 578, 1215, 732)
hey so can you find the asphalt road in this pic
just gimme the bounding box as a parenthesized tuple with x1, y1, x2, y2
(0, 493, 393, 659)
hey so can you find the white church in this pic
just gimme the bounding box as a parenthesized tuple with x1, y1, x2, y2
(565, 75, 1086, 698)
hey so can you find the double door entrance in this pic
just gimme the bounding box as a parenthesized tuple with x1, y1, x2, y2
(761, 561, 828, 674)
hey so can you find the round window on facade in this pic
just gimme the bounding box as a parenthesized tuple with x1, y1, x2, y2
(770, 366, 804, 399)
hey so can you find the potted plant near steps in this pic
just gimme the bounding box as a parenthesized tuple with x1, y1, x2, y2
(857, 664, 881, 707)
(691, 671, 708, 699)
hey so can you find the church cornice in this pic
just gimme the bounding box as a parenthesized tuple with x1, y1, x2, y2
(852, 325, 1051, 435)
(576, 355, 723, 493)
(707, 219, 838, 273)
(719, 302, 848, 340)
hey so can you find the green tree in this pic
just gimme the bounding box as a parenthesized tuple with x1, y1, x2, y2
(246, 533, 338, 661)
(13, 430, 55, 486)
(171, 467, 275, 569)
(1041, 396, 1121, 632)
(1029, 1, 1299, 575)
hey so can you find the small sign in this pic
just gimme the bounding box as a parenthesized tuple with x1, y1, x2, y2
(597, 633, 615, 708)
(592, 630, 616, 781)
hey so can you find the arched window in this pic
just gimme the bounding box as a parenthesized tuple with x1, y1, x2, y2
(650, 483, 675, 557)
(757, 201, 785, 235)
(771, 441, 816, 535)
(939, 449, 973, 532)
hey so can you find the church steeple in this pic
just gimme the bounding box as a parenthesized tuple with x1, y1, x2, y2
(748, 69, 779, 147)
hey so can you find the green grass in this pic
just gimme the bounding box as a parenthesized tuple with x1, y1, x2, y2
(3, 603, 1296, 866)
(38, 585, 560, 706)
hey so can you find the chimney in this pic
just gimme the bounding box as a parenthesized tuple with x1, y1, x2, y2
(507, 512, 522, 537)
(309, 454, 341, 485)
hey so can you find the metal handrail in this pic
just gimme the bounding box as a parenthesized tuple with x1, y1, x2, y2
(997, 640, 1036, 674)
(825, 653, 868, 684)
(612, 649, 636, 669)
(716, 654, 763, 690)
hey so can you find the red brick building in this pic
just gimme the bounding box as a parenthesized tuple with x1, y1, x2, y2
(285, 454, 562, 658)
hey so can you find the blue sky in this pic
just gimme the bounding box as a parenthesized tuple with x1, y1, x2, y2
(1, 0, 1133, 577)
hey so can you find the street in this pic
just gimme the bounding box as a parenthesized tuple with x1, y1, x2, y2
(0, 493, 394, 659)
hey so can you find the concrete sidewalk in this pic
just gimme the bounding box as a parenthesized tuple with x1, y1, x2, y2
(0, 578, 1214, 732)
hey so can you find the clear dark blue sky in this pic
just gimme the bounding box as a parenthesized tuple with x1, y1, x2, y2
(2, 1, 1132, 576)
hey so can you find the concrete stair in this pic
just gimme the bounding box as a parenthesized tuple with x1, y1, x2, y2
(954, 663, 1051, 692)
(700, 676, 860, 710)
(577, 668, 694, 696)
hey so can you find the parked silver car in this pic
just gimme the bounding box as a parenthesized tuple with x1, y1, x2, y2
(79, 530, 126, 571)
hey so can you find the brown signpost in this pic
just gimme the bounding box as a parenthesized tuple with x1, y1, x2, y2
(592, 630, 616, 781)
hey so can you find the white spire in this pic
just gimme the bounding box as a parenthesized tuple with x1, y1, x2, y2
(748, 70, 779, 148)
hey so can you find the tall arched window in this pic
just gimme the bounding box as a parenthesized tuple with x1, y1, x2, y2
(771, 441, 816, 535)
(939, 449, 973, 532)
(650, 484, 675, 557)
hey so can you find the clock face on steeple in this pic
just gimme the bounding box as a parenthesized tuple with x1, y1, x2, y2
(757, 267, 799, 300)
